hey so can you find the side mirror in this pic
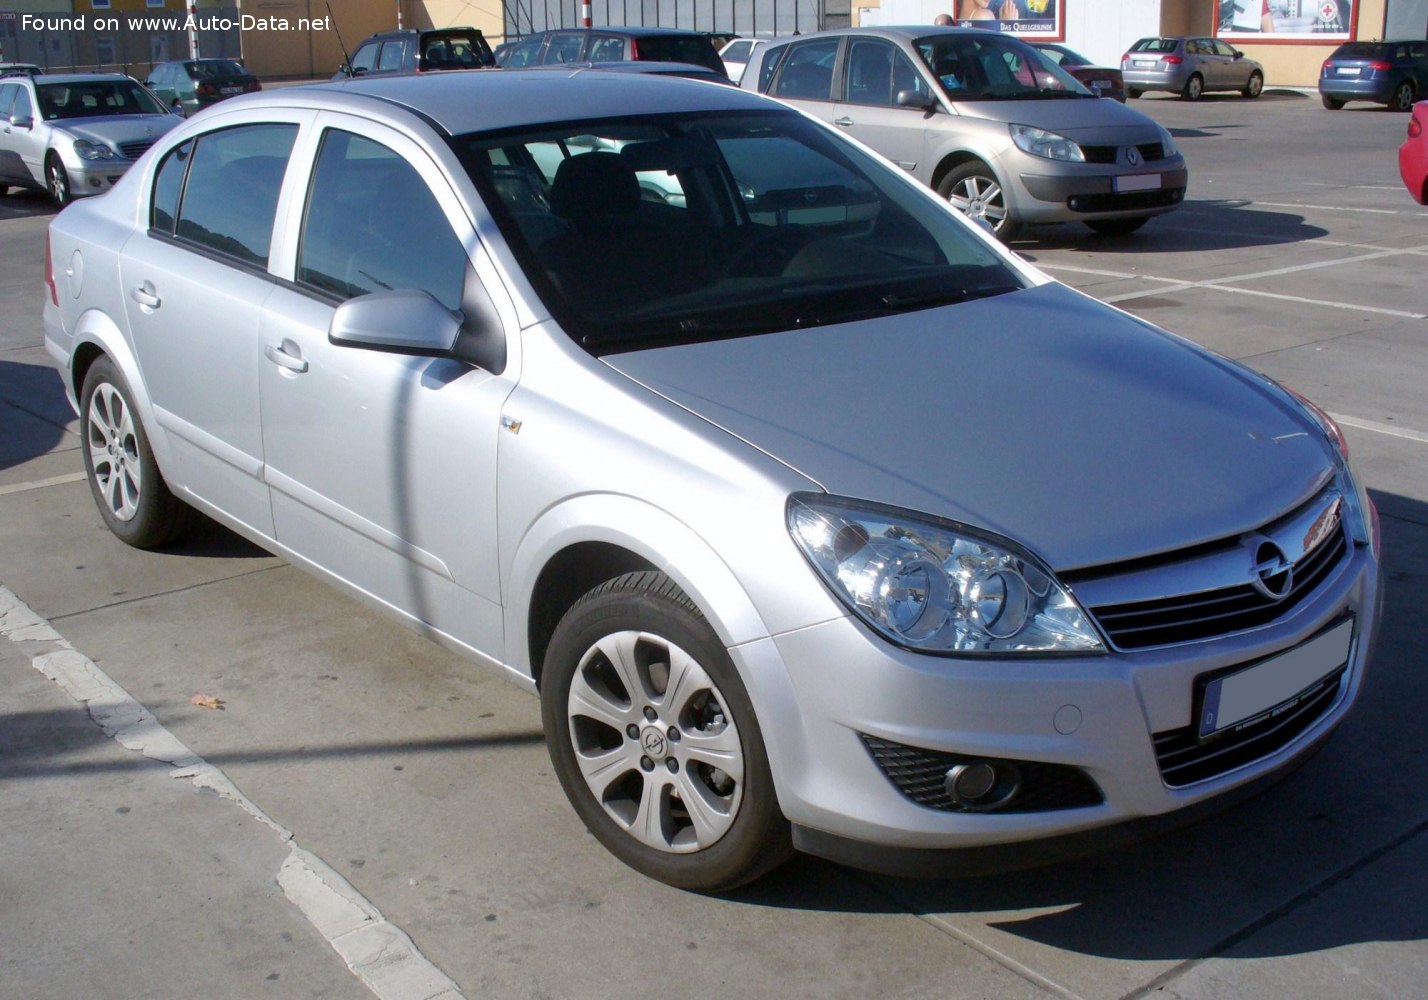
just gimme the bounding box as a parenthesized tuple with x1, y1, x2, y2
(9, 114, 34, 130)
(896, 89, 936, 111)
(330, 289, 463, 355)
(168, 104, 185, 116)
(1232, 51, 1243, 60)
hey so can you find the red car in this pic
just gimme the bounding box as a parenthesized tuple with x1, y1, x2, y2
(1400, 101, 1428, 204)
(1031, 42, 1126, 102)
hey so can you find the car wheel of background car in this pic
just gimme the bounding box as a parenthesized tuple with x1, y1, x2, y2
(80, 357, 189, 549)
(540, 570, 792, 892)
(1086, 216, 1150, 236)
(46, 153, 71, 207)
(1126, 88, 1142, 99)
(1181, 74, 1204, 101)
(938, 162, 1020, 240)
(1392, 82, 1416, 112)
(1321, 94, 1345, 110)
(0, 184, 9, 198)
(1243, 71, 1263, 99)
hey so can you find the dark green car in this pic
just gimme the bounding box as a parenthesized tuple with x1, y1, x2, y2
(145, 59, 261, 116)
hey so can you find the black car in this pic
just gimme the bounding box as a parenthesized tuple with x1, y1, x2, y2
(1319, 40, 1428, 111)
(335, 26, 495, 79)
(496, 26, 725, 76)
(145, 59, 260, 116)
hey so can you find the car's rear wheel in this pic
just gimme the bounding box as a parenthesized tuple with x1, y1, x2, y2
(541, 571, 791, 892)
(1181, 74, 1204, 101)
(1086, 216, 1150, 236)
(46, 153, 71, 207)
(80, 357, 188, 548)
(1321, 94, 1345, 110)
(1391, 81, 1416, 112)
(938, 162, 1020, 240)
(1126, 88, 1142, 99)
(1243, 71, 1263, 99)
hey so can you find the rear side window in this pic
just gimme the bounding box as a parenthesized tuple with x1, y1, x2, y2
(635, 35, 723, 72)
(297, 129, 466, 310)
(171, 123, 297, 266)
(150, 139, 193, 233)
(587, 35, 625, 61)
(545, 33, 585, 64)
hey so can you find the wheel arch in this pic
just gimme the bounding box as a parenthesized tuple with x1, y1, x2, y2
(69, 311, 169, 469)
(930, 149, 995, 197)
(508, 495, 772, 690)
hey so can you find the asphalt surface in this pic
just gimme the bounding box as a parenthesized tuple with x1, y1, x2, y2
(2, 89, 1426, 999)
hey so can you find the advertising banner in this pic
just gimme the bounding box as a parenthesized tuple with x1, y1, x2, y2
(1217, 0, 1355, 40)
(953, 0, 1062, 40)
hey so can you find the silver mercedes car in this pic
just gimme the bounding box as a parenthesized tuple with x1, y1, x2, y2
(0, 73, 180, 205)
(742, 26, 1188, 238)
(44, 69, 1382, 891)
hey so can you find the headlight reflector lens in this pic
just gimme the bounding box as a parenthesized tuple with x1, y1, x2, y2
(74, 139, 116, 161)
(1009, 124, 1085, 162)
(789, 495, 1103, 654)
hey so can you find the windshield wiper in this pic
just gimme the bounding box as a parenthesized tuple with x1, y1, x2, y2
(879, 284, 1020, 312)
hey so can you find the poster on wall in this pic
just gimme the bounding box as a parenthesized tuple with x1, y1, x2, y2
(953, 1, 1062, 41)
(1217, 0, 1355, 40)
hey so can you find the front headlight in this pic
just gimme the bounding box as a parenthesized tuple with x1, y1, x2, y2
(73, 139, 116, 161)
(1156, 124, 1179, 157)
(788, 494, 1104, 654)
(1009, 124, 1085, 162)
(1281, 386, 1379, 556)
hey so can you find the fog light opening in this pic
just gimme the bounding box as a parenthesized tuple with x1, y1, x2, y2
(944, 760, 1022, 811)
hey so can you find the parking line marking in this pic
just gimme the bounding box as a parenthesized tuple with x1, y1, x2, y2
(1199, 284, 1428, 320)
(0, 585, 464, 1000)
(1251, 201, 1402, 215)
(1330, 413, 1428, 446)
(0, 471, 88, 496)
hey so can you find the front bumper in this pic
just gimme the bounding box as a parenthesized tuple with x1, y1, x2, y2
(739, 536, 1379, 869)
(62, 158, 132, 198)
(1013, 159, 1189, 223)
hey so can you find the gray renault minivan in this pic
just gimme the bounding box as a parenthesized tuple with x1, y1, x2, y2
(743, 26, 1187, 238)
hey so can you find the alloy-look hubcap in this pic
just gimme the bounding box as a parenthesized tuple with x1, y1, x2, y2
(87, 383, 142, 521)
(567, 630, 744, 853)
(947, 176, 1006, 229)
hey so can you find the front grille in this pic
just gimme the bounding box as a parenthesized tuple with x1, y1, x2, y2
(1089, 528, 1347, 650)
(1153, 666, 1345, 786)
(1081, 141, 1167, 165)
(119, 140, 154, 160)
(1070, 188, 1183, 212)
(861, 735, 1104, 813)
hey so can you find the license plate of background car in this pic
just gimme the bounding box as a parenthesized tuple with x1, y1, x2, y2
(1114, 173, 1161, 192)
(1197, 617, 1354, 741)
(222, 86, 242, 94)
(1336, 67, 1360, 76)
(1134, 59, 1156, 67)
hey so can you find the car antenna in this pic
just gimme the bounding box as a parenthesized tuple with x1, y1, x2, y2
(327, 0, 356, 78)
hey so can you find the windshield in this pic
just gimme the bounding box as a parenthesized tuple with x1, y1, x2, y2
(37, 80, 165, 119)
(915, 35, 1092, 102)
(458, 110, 1023, 353)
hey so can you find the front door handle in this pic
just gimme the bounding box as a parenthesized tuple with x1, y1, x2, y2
(130, 283, 161, 310)
(834, 116, 854, 127)
(264, 341, 309, 374)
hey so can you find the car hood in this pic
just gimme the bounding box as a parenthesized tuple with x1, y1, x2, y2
(52, 115, 178, 146)
(953, 95, 1162, 141)
(603, 283, 1334, 572)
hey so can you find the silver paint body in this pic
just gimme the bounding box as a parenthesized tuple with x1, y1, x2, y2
(44, 71, 1380, 856)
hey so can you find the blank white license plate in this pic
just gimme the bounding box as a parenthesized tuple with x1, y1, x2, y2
(1091, 80, 1108, 92)
(221, 86, 242, 94)
(1115, 173, 1161, 192)
(1336, 67, 1360, 76)
(1197, 618, 1353, 739)
(1134, 59, 1156, 67)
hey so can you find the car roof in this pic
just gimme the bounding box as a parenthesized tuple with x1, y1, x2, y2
(527, 25, 711, 37)
(279, 69, 772, 135)
(26, 73, 136, 84)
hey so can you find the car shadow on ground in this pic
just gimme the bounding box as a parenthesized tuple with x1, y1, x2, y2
(0, 359, 71, 471)
(1014, 199, 1329, 255)
(730, 487, 1426, 964)
(0, 188, 58, 219)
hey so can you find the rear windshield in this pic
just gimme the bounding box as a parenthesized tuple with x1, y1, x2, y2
(186, 60, 246, 78)
(421, 31, 495, 69)
(1130, 39, 1180, 53)
(1329, 43, 1386, 59)
(635, 35, 724, 72)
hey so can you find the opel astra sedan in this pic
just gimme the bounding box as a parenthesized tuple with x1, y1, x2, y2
(743, 27, 1186, 238)
(45, 70, 1382, 891)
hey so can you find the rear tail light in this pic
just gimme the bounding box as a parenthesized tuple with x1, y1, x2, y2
(1321, 59, 1333, 73)
(1410, 114, 1422, 138)
(196, 80, 216, 96)
(245, 79, 262, 92)
(1367, 60, 1392, 72)
(630, 38, 640, 60)
(1163, 55, 1183, 65)
(44, 232, 58, 306)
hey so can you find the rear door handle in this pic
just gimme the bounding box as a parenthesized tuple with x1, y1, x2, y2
(130, 284, 161, 310)
(834, 116, 854, 127)
(264, 341, 309, 374)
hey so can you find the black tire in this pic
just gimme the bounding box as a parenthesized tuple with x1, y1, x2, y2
(1181, 74, 1203, 101)
(46, 152, 71, 207)
(1391, 81, 1416, 112)
(1243, 71, 1263, 99)
(79, 357, 189, 548)
(0, 184, 10, 198)
(936, 161, 1020, 240)
(1321, 94, 1345, 110)
(541, 571, 792, 892)
(1086, 216, 1150, 236)
(1126, 88, 1142, 99)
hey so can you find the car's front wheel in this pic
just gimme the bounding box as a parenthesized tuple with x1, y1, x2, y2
(46, 153, 71, 207)
(541, 571, 791, 892)
(1126, 88, 1142, 99)
(1243, 71, 1263, 98)
(1181, 73, 1204, 101)
(80, 357, 188, 548)
(938, 162, 1020, 240)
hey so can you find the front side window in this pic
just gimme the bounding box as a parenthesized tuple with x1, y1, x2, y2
(37, 79, 165, 119)
(770, 38, 839, 100)
(503, 35, 545, 68)
(170, 123, 297, 266)
(297, 130, 465, 310)
(460, 110, 1021, 354)
(544, 33, 585, 64)
(11, 86, 32, 122)
(350, 42, 379, 74)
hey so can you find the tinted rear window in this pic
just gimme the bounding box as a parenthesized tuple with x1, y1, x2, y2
(635, 35, 723, 72)
(1329, 43, 1387, 60)
(1130, 39, 1180, 53)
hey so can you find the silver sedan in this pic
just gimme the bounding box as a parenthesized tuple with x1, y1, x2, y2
(45, 70, 1381, 890)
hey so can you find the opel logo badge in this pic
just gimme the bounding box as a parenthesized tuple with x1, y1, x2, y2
(1126, 147, 1142, 167)
(1249, 537, 1294, 601)
(641, 728, 667, 759)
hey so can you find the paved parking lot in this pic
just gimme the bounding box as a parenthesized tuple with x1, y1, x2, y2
(2, 90, 1426, 999)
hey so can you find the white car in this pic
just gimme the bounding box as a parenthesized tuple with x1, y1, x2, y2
(719, 38, 769, 84)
